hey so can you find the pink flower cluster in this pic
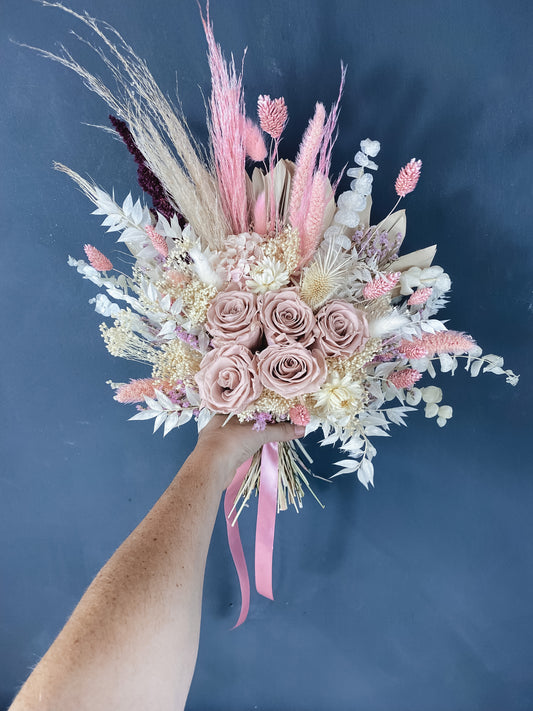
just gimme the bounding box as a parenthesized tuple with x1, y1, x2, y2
(195, 287, 370, 413)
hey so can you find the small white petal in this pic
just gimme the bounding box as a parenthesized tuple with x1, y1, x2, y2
(360, 138, 381, 157)
(438, 405, 453, 419)
(425, 403, 439, 418)
(421, 386, 443, 404)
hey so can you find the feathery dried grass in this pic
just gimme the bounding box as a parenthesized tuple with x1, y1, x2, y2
(22, 1, 227, 249)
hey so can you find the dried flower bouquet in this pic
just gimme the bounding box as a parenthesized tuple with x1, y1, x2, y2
(26, 1, 518, 623)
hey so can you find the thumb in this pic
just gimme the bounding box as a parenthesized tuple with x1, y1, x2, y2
(261, 421, 305, 445)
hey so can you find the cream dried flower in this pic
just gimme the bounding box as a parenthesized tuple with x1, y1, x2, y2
(246, 257, 290, 293)
(313, 371, 364, 416)
(300, 242, 350, 310)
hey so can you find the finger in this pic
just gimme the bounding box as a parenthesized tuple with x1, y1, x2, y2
(261, 422, 305, 444)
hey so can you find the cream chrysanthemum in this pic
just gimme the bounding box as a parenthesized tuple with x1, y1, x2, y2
(246, 257, 290, 293)
(312, 371, 365, 416)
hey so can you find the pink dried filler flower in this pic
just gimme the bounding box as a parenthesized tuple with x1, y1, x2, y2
(289, 404, 310, 427)
(145, 226, 168, 258)
(395, 158, 422, 198)
(257, 95, 288, 139)
(84, 244, 113, 272)
(388, 369, 422, 389)
(363, 272, 401, 299)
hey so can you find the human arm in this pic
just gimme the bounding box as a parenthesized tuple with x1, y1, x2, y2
(10, 416, 304, 711)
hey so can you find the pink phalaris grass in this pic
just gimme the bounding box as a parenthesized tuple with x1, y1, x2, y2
(300, 172, 328, 266)
(363, 271, 401, 299)
(200, 4, 248, 234)
(244, 118, 268, 162)
(84, 244, 113, 271)
(145, 225, 169, 258)
(253, 191, 268, 235)
(289, 404, 310, 427)
(115, 378, 163, 403)
(289, 102, 326, 234)
(408, 287, 433, 305)
(399, 331, 476, 359)
(388, 368, 422, 389)
(257, 95, 288, 139)
(395, 158, 422, 198)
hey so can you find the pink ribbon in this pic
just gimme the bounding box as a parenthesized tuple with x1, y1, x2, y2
(255, 441, 279, 600)
(224, 457, 252, 629)
(224, 442, 279, 627)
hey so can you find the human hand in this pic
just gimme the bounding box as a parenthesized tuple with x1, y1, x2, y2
(195, 415, 305, 489)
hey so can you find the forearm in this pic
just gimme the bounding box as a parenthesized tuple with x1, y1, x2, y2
(10, 446, 230, 711)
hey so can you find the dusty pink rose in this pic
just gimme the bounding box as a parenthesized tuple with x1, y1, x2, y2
(206, 286, 262, 350)
(314, 300, 369, 358)
(257, 344, 327, 397)
(259, 287, 316, 347)
(195, 344, 262, 413)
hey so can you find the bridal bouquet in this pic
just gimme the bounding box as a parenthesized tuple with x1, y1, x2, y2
(29, 2, 517, 624)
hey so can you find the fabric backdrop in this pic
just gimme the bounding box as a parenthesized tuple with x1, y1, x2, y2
(1, 1, 532, 709)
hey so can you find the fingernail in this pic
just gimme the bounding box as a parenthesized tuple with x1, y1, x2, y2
(294, 425, 306, 438)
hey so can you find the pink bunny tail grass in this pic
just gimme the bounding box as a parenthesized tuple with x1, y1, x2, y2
(363, 271, 401, 299)
(299, 172, 328, 267)
(257, 95, 288, 139)
(289, 404, 310, 427)
(408, 287, 433, 305)
(200, 3, 248, 234)
(399, 331, 476, 359)
(244, 118, 268, 162)
(289, 102, 327, 233)
(114, 378, 160, 404)
(84, 244, 113, 271)
(388, 368, 422, 389)
(253, 191, 268, 235)
(395, 158, 422, 198)
(317, 63, 346, 177)
(145, 225, 169, 257)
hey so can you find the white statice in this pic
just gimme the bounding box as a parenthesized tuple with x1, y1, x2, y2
(246, 257, 290, 293)
(400, 266, 451, 295)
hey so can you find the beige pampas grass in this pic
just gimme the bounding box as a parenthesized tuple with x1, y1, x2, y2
(23, 1, 227, 250)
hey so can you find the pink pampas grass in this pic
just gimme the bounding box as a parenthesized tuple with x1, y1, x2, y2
(363, 271, 401, 299)
(257, 95, 288, 139)
(317, 64, 346, 178)
(244, 118, 268, 162)
(145, 225, 168, 257)
(300, 172, 328, 267)
(200, 4, 248, 234)
(388, 369, 422, 389)
(84, 244, 113, 271)
(289, 102, 327, 234)
(395, 158, 422, 198)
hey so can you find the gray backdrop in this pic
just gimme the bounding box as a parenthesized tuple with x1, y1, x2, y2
(1, 1, 532, 709)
